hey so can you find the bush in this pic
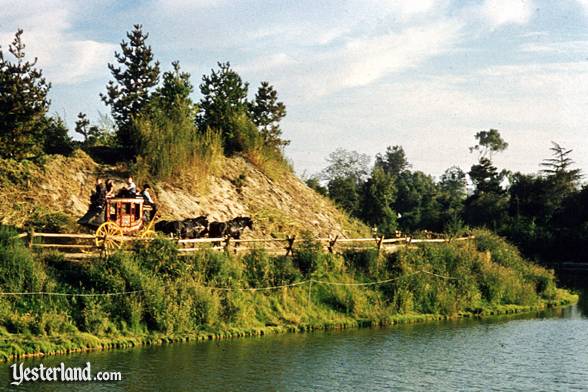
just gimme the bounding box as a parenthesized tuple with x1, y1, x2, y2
(24, 210, 74, 233)
(133, 98, 223, 183)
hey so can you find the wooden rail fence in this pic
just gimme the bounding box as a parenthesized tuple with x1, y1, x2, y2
(13, 229, 475, 260)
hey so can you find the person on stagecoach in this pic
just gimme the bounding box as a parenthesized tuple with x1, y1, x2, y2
(91, 178, 107, 211)
(141, 184, 158, 221)
(105, 179, 115, 198)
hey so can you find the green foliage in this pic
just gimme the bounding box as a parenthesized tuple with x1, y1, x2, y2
(362, 166, 397, 236)
(133, 93, 222, 182)
(101, 24, 160, 155)
(469, 129, 508, 159)
(0, 225, 571, 356)
(249, 81, 288, 150)
(24, 210, 74, 233)
(0, 29, 51, 160)
(394, 171, 441, 232)
(42, 116, 74, 156)
(305, 176, 328, 196)
(75, 112, 116, 148)
(197, 62, 249, 154)
(375, 145, 410, 177)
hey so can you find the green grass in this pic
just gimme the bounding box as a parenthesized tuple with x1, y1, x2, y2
(0, 226, 578, 361)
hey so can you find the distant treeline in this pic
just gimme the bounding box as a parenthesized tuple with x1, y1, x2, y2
(0, 25, 290, 180)
(307, 130, 587, 264)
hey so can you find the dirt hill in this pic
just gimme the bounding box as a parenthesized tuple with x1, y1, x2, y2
(0, 150, 368, 238)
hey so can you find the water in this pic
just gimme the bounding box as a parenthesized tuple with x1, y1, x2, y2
(2, 285, 587, 391)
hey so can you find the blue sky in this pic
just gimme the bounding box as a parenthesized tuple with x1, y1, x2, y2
(1, 0, 588, 179)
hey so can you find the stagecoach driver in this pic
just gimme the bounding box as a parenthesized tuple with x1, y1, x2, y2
(141, 184, 158, 221)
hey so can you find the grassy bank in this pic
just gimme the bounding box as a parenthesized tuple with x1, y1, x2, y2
(0, 227, 578, 362)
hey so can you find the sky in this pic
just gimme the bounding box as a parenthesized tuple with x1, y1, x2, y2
(1, 0, 588, 180)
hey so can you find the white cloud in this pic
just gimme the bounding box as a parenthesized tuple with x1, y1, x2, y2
(0, 1, 115, 85)
(270, 20, 463, 98)
(575, 0, 588, 14)
(288, 60, 588, 176)
(520, 40, 588, 54)
(481, 0, 534, 27)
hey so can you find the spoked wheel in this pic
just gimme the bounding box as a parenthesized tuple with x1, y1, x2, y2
(95, 222, 124, 252)
(139, 229, 156, 239)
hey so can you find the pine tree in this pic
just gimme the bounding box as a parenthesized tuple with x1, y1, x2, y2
(0, 29, 51, 160)
(249, 81, 288, 149)
(197, 62, 249, 152)
(101, 24, 160, 155)
(74, 112, 90, 142)
(155, 61, 193, 107)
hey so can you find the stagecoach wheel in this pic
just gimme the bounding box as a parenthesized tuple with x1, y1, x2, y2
(95, 222, 124, 251)
(139, 229, 156, 239)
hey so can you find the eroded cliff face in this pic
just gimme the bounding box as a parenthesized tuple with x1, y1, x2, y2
(0, 150, 368, 238)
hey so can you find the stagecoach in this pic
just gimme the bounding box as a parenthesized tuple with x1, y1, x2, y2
(78, 197, 157, 251)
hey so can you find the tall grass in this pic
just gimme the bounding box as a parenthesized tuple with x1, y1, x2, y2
(133, 100, 223, 185)
(0, 226, 572, 357)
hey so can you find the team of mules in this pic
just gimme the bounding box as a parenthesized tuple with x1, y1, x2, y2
(155, 216, 253, 240)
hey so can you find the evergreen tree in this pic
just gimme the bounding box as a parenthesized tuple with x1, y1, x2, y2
(374, 145, 410, 177)
(153, 61, 193, 110)
(74, 112, 90, 142)
(101, 24, 160, 155)
(0, 29, 51, 160)
(43, 115, 73, 155)
(197, 62, 249, 153)
(249, 81, 288, 149)
(540, 141, 581, 195)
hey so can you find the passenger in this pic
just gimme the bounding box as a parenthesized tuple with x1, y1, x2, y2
(91, 178, 106, 210)
(141, 184, 158, 221)
(105, 179, 115, 198)
(125, 177, 137, 197)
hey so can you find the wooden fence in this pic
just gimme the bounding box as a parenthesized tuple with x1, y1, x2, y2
(14, 230, 475, 260)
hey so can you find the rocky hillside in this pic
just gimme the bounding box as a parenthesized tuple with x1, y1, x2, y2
(0, 150, 368, 238)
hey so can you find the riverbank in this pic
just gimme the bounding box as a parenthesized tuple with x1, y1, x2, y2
(0, 291, 577, 362)
(0, 227, 578, 362)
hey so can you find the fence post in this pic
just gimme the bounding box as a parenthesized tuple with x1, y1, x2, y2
(376, 235, 384, 254)
(28, 227, 34, 249)
(223, 236, 231, 252)
(328, 235, 339, 254)
(285, 235, 296, 256)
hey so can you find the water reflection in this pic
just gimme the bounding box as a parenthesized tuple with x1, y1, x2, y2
(1, 283, 586, 392)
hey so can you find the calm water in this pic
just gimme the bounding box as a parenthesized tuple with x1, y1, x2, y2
(2, 283, 587, 391)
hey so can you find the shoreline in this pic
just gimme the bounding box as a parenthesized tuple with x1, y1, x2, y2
(0, 292, 578, 363)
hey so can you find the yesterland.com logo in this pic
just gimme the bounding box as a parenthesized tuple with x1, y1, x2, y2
(10, 362, 122, 385)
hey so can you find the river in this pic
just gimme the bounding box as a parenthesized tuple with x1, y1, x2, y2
(2, 280, 587, 391)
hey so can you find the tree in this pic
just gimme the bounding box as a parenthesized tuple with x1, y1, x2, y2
(375, 145, 410, 177)
(43, 116, 73, 155)
(465, 130, 509, 230)
(101, 24, 160, 155)
(75, 112, 115, 147)
(394, 171, 441, 232)
(0, 29, 51, 160)
(540, 141, 581, 195)
(361, 166, 397, 235)
(438, 166, 467, 232)
(197, 62, 249, 153)
(74, 113, 91, 142)
(320, 149, 371, 217)
(321, 149, 371, 183)
(305, 176, 327, 196)
(153, 61, 193, 110)
(249, 81, 288, 149)
(469, 129, 508, 159)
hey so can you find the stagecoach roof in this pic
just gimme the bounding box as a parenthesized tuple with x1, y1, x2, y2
(107, 197, 145, 204)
